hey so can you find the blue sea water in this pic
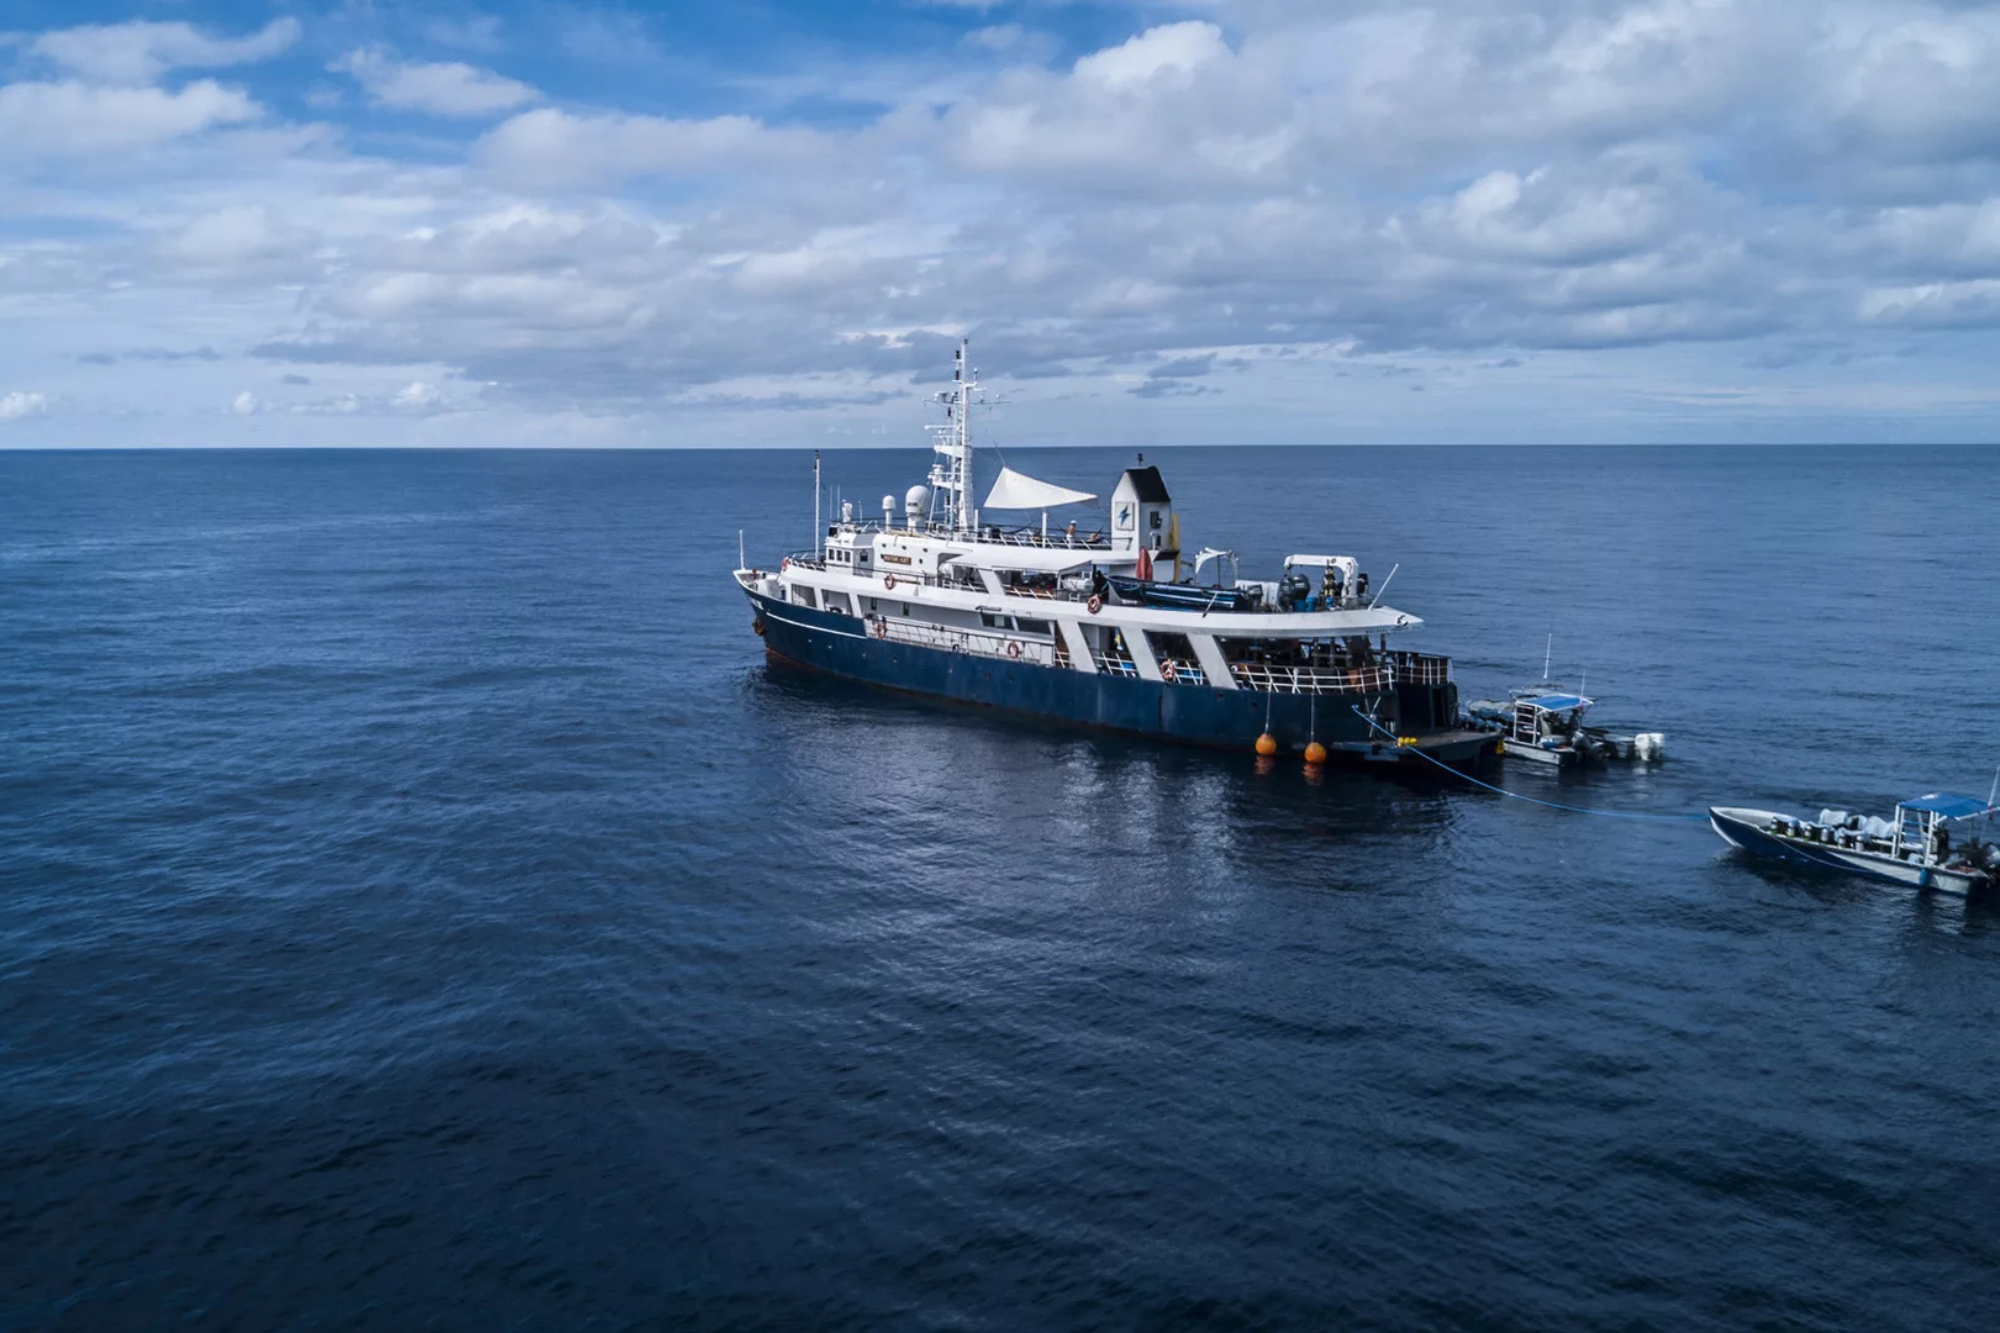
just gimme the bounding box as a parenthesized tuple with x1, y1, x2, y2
(3, 444, 1999, 1331)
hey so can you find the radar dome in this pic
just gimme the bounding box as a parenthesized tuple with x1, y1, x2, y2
(904, 484, 931, 515)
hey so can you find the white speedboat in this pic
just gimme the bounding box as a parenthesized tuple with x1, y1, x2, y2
(1710, 794, 1997, 894)
(1462, 685, 1664, 768)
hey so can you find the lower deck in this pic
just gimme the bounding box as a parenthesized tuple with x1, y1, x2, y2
(750, 588, 1496, 767)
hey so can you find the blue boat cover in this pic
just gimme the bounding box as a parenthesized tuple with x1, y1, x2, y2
(1899, 793, 1991, 818)
(1523, 694, 1590, 711)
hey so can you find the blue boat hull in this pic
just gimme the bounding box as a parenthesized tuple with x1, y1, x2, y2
(746, 591, 1493, 766)
(1708, 807, 1988, 894)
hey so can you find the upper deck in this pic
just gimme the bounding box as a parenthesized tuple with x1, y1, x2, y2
(792, 524, 1419, 637)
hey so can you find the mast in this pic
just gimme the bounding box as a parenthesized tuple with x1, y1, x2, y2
(927, 339, 976, 533)
(813, 449, 822, 559)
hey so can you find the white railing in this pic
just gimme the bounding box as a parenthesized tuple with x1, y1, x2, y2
(1387, 651, 1452, 685)
(1228, 663, 1394, 695)
(970, 526, 1111, 550)
(875, 617, 1054, 667)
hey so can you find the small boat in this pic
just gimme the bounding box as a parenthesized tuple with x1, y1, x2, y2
(1709, 794, 1998, 894)
(1462, 685, 1665, 768)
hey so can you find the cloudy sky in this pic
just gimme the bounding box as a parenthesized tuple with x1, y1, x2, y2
(5, 0, 2000, 447)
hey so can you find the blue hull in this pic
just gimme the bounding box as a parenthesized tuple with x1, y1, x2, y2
(746, 591, 1492, 765)
(1708, 808, 1988, 894)
(1710, 811, 1861, 874)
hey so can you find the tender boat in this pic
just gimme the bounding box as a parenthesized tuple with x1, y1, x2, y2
(733, 341, 1498, 768)
(1709, 794, 1997, 894)
(1462, 685, 1665, 768)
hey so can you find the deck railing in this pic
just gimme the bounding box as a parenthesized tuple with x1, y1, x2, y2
(1386, 651, 1452, 685)
(857, 613, 1448, 696)
(875, 617, 1055, 667)
(1227, 663, 1395, 694)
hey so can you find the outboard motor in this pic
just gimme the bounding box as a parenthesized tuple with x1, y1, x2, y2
(1278, 572, 1312, 611)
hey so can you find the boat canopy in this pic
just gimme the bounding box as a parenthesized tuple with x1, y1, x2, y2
(982, 467, 1096, 510)
(1523, 694, 1591, 711)
(1899, 793, 1991, 819)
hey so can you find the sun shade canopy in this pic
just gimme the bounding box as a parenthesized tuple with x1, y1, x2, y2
(1900, 793, 1991, 818)
(982, 467, 1096, 510)
(1522, 694, 1591, 711)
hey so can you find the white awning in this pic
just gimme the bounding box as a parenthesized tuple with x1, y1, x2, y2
(982, 467, 1096, 511)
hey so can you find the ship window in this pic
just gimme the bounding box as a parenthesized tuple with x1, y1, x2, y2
(902, 603, 910, 616)
(869, 598, 878, 611)
(793, 586, 817, 609)
(1016, 618, 1051, 636)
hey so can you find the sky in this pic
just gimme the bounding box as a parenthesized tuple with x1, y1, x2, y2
(5, 0, 2000, 447)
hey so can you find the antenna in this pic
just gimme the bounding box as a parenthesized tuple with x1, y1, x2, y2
(1366, 562, 1399, 609)
(1543, 632, 1553, 683)
(738, 528, 745, 571)
(813, 450, 822, 561)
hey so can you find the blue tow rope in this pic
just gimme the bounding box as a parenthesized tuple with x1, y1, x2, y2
(1351, 707, 1709, 824)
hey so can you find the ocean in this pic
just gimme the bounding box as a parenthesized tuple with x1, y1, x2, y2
(3, 445, 1998, 1331)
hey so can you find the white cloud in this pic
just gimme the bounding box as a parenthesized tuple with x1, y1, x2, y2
(30, 18, 301, 86)
(394, 380, 443, 410)
(158, 205, 317, 278)
(332, 48, 541, 118)
(1072, 21, 1230, 92)
(231, 390, 258, 415)
(474, 108, 826, 186)
(0, 391, 50, 420)
(12, 0, 2000, 446)
(1858, 277, 2000, 326)
(0, 80, 261, 155)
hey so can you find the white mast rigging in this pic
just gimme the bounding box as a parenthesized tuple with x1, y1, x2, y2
(927, 339, 979, 533)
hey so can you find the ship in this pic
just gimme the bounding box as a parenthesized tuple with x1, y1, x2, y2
(732, 341, 1498, 768)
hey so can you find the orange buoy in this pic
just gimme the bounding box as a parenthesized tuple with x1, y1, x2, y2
(1255, 733, 1278, 757)
(1303, 741, 1327, 766)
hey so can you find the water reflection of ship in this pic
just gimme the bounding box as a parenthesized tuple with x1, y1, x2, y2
(735, 340, 1498, 770)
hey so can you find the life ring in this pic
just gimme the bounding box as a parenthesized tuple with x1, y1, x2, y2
(1086, 595, 1103, 614)
(884, 573, 898, 590)
(1006, 641, 1022, 659)
(872, 617, 888, 640)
